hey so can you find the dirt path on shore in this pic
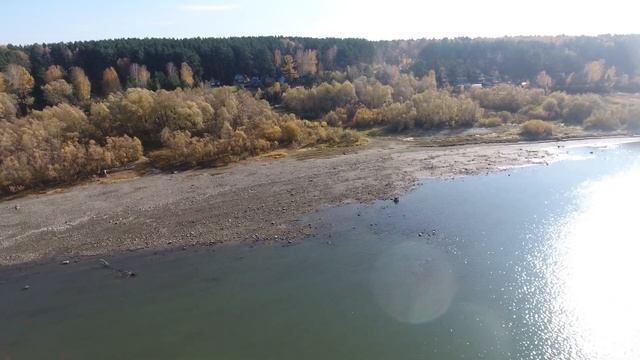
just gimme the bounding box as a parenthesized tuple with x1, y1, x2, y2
(0, 137, 636, 266)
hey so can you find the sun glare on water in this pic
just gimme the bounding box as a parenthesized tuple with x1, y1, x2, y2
(548, 164, 640, 359)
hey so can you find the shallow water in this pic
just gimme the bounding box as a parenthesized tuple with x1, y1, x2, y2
(1, 142, 640, 359)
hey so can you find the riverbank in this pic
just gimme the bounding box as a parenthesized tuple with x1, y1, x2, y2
(0, 136, 637, 268)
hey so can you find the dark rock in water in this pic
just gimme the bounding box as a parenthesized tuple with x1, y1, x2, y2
(393, 197, 400, 204)
(22, 285, 30, 291)
(61, 260, 70, 265)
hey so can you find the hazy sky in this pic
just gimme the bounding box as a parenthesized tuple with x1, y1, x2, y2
(1, 0, 639, 44)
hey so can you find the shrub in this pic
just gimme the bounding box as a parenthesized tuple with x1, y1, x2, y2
(352, 108, 383, 129)
(280, 121, 302, 144)
(470, 85, 544, 113)
(478, 117, 503, 128)
(322, 108, 349, 127)
(562, 96, 601, 124)
(496, 111, 514, 123)
(520, 120, 553, 139)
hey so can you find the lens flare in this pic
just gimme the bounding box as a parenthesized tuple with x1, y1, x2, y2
(370, 242, 457, 324)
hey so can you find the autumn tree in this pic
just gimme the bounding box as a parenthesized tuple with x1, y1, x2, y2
(584, 60, 605, 85)
(423, 70, 438, 91)
(300, 49, 318, 76)
(605, 66, 618, 88)
(180, 62, 195, 88)
(282, 55, 298, 82)
(3, 64, 35, 113)
(42, 79, 73, 105)
(4, 64, 34, 97)
(0, 73, 5, 93)
(70, 67, 91, 103)
(354, 77, 393, 108)
(102, 67, 121, 95)
(323, 46, 338, 71)
(165, 62, 181, 89)
(536, 71, 553, 93)
(0, 92, 17, 120)
(273, 49, 283, 68)
(43, 65, 65, 84)
(129, 63, 151, 88)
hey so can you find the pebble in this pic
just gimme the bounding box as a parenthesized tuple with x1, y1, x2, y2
(22, 285, 30, 291)
(61, 260, 70, 265)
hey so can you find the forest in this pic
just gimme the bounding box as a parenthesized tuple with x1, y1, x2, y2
(2, 35, 640, 194)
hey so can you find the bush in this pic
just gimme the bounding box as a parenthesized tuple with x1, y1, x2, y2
(470, 85, 544, 113)
(520, 120, 553, 139)
(352, 108, 383, 129)
(562, 96, 601, 124)
(582, 104, 640, 131)
(478, 117, 503, 127)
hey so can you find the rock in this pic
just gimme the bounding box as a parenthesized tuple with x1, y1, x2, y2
(22, 285, 30, 291)
(393, 197, 400, 204)
(61, 260, 70, 265)
(418, 233, 423, 237)
(14, 204, 20, 210)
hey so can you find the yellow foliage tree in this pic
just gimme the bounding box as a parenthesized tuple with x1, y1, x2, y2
(301, 49, 318, 76)
(536, 71, 553, 92)
(4, 64, 34, 97)
(129, 63, 151, 88)
(425, 70, 438, 91)
(180, 62, 195, 88)
(102, 67, 121, 95)
(42, 79, 73, 105)
(584, 60, 605, 84)
(43, 65, 65, 84)
(282, 55, 298, 81)
(70, 67, 91, 103)
(0, 92, 17, 120)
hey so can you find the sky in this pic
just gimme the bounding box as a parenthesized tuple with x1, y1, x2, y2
(1, 0, 639, 44)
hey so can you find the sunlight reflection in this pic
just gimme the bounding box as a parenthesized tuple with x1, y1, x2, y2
(551, 164, 640, 359)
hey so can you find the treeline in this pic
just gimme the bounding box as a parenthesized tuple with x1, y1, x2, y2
(0, 83, 360, 195)
(3, 35, 640, 105)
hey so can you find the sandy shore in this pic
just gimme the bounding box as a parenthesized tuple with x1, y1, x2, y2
(0, 136, 637, 267)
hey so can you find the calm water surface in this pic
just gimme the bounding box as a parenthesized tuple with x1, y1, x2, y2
(1, 142, 639, 359)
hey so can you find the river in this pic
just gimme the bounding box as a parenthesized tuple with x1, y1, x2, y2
(1, 141, 639, 359)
